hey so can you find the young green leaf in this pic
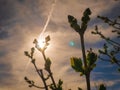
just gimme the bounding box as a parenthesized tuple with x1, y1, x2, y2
(68, 15, 80, 32)
(70, 57, 84, 73)
(99, 84, 106, 90)
(45, 58, 51, 71)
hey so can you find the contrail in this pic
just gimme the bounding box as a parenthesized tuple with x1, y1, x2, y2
(38, 0, 57, 39)
(25, 59, 31, 70)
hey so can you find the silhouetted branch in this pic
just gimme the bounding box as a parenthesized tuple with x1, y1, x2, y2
(24, 48, 49, 90)
(68, 8, 98, 90)
(42, 51, 57, 89)
(92, 15, 120, 72)
(32, 61, 49, 90)
(24, 76, 46, 89)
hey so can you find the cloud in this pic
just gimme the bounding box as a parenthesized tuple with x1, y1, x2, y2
(0, 30, 9, 39)
(50, 0, 118, 23)
(0, 0, 120, 90)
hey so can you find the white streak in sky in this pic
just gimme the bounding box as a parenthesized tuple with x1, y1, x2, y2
(38, 0, 57, 39)
(25, 59, 31, 70)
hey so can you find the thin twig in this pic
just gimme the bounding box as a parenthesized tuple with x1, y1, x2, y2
(42, 52, 57, 89)
(32, 61, 48, 90)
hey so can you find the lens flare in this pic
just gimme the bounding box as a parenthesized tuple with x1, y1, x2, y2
(69, 41, 75, 47)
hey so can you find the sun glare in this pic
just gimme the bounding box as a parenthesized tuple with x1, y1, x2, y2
(37, 39, 45, 49)
(37, 35, 52, 51)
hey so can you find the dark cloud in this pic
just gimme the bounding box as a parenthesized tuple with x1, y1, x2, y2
(102, 2, 120, 19)
(0, 50, 7, 57)
(0, 62, 14, 87)
(88, 2, 120, 27)
(0, 72, 15, 87)
(18, 0, 25, 3)
(105, 2, 120, 19)
(0, 30, 9, 39)
(0, 62, 11, 71)
(85, 40, 105, 49)
(0, 0, 49, 32)
(15, 0, 52, 26)
(0, 0, 49, 41)
(0, 0, 16, 22)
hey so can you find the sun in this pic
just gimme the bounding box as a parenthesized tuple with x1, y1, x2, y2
(35, 35, 52, 52)
(37, 39, 46, 49)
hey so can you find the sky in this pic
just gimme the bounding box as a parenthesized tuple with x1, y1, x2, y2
(0, 0, 120, 90)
